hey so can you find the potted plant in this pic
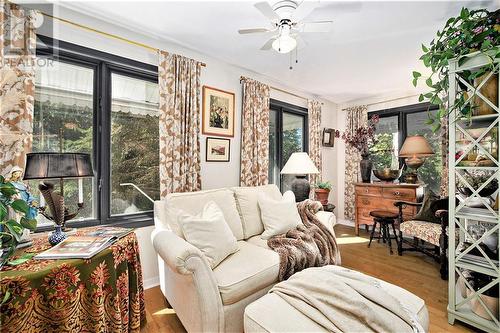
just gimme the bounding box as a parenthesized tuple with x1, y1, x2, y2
(0, 175, 37, 268)
(412, 8, 500, 131)
(314, 181, 332, 205)
(335, 114, 379, 182)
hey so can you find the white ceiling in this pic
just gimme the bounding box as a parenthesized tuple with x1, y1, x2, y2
(61, 0, 497, 104)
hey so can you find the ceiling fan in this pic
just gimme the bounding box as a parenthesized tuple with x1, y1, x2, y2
(238, 1, 333, 54)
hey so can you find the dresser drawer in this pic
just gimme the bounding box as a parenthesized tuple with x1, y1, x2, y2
(355, 186, 382, 197)
(382, 187, 416, 200)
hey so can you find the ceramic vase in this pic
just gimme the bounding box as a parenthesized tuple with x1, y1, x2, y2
(48, 225, 67, 246)
(359, 154, 372, 183)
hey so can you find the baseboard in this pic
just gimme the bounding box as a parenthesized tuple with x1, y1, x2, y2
(143, 276, 160, 290)
(336, 218, 354, 227)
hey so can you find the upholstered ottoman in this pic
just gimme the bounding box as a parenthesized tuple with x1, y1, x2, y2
(244, 267, 429, 332)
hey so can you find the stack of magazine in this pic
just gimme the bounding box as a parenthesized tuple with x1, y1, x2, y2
(35, 227, 133, 260)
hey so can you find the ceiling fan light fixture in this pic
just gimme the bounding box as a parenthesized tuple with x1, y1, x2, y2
(272, 35, 297, 54)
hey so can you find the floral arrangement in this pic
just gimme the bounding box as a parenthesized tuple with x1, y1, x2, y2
(412, 8, 500, 131)
(335, 114, 380, 156)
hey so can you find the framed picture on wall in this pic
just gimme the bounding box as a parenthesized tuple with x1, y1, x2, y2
(322, 128, 335, 147)
(202, 86, 235, 137)
(206, 137, 230, 162)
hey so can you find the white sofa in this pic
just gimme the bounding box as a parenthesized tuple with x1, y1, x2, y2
(151, 184, 336, 333)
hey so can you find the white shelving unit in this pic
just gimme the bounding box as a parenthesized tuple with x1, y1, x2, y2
(448, 51, 500, 332)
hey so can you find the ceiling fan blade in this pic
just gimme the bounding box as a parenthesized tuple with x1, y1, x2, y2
(300, 20, 333, 33)
(291, 0, 319, 22)
(254, 2, 280, 22)
(238, 28, 271, 34)
(260, 38, 276, 51)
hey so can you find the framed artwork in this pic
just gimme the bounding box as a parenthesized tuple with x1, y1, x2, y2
(322, 128, 335, 147)
(206, 137, 230, 162)
(202, 86, 235, 137)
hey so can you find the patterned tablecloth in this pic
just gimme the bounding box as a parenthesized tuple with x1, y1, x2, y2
(0, 227, 145, 333)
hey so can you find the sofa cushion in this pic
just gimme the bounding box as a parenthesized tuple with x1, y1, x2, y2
(213, 241, 279, 305)
(258, 191, 302, 240)
(232, 184, 282, 239)
(246, 235, 270, 250)
(177, 201, 239, 269)
(165, 188, 244, 240)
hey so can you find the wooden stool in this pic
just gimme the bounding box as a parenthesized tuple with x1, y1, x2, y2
(368, 210, 399, 255)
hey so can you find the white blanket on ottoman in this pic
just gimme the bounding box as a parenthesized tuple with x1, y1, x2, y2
(269, 265, 425, 333)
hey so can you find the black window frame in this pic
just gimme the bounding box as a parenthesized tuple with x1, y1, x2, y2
(35, 36, 158, 231)
(370, 102, 438, 167)
(269, 99, 309, 191)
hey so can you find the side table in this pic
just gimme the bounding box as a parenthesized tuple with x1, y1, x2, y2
(0, 227, 145, 333)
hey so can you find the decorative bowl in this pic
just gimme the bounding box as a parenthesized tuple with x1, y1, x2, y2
(373, 168, 402, 182)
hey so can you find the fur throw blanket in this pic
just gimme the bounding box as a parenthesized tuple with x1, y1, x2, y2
(267, 200, 341, 281)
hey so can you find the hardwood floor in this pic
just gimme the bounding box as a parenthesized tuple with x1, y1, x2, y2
(141, 224, 478, 333)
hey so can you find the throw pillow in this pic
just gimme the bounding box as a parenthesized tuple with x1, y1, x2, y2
(177, 201, 238, 268)
(258, 190, 303, 240)
(413, 190, 441, 224)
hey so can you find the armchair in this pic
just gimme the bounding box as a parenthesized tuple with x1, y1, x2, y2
(395, 198, 449, 280)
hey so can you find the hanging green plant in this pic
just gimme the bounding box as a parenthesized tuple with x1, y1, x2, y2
(412, 8, 500, 132)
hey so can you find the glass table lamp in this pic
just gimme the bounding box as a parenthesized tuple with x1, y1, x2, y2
(280, 152, 319, 202)
(399, 135, 434, 184)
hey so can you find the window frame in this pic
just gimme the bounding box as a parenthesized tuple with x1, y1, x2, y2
(35, 36, 158, 231)
(269, 99, 309, 191)
(370, 102, 438, 167)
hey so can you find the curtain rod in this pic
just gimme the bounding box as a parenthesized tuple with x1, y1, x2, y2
(342, 94, 420, 110)
(240, 76, 324, 105)
(38, 11, 206, 67)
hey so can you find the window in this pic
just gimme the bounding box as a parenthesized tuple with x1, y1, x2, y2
(369, 103, 442, 193)
(110, 73, 159, 216)
(33, 36, 158, 229)
(268, 100, 308, 192)
(32, 60, 96, 225)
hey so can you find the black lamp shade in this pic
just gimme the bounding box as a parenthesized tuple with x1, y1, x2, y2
(23, 153, 94, 180)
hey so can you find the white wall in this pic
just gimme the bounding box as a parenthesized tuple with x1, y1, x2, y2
(39, 6, 338, 289)
(334, 94, 422, 225)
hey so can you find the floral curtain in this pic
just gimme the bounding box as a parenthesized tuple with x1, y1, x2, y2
(344, 105, 368, 221)
(240, 77, 270, 186)
(308, 100, 322, 187)
(158, 50, 202, 198)
(0, 1, 36, 177)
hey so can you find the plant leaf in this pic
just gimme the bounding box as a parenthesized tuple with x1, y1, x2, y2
(412, 71, 421, 78)
(20, 217, 37, 231)
(5, 220, 23, 241)
(1, 290, 10, 305)
(425, 78, 433, 87)
(11, 199, 29, 215)
(421, 44, 429, 52)
(7, 253, 35, 266)
(0, 184, 17, 196)
(0, 202, 7, 222)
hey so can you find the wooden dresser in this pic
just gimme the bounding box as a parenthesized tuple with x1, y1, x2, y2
(354, 182, 422, 235)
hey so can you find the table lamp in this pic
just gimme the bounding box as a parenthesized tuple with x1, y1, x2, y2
(399, 135, 434, 184)
(280, 152, 319, 202)
(23, 152, 94, 244)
